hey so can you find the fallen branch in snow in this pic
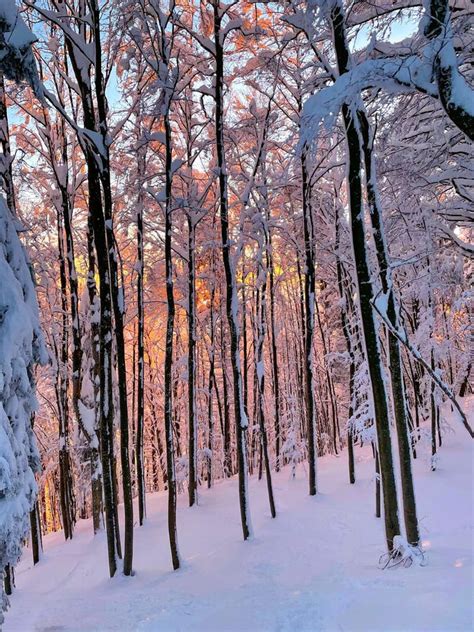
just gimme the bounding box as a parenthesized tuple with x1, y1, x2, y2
(371, 298, 474, 438)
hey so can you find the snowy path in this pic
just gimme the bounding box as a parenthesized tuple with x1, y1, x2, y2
(5, 428, 473, 632)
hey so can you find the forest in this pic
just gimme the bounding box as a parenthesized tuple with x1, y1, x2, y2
(0, 0, 472, 630)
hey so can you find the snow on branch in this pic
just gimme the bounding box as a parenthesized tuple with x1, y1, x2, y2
(372, 292, 473, 438)
(0, 0, 43, 98)
(302, 55, 436, 143)
(302, 0, 474, 143)
(0, 195, 47, 621)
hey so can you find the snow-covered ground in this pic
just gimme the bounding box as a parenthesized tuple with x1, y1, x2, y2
(5, 415, 473, 632)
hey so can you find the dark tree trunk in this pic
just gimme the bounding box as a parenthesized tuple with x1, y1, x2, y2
(213, 3, 252, 539)
(60, 1, 121, 575)
(55, 203, 75, 541)
(163, 106, 180, 570)
(358, 114, 419, 546)
(300, 143, 318, 496)
(459, 363, 471, 398)
(29, 502, 42, 565)
(136, 135, 146, 526)
(330, 3, 401, 552)
(255, 283, 276, 518)
(431, 350, 438, 471)
(207, 280, 216, 488)
(3, 566, 13, 596)
(267, 226, 281, 471)
(187, 215, 197, 507)
(220, 321, 232, 477)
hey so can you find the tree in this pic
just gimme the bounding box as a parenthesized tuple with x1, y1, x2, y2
(0, 0, 46, 619)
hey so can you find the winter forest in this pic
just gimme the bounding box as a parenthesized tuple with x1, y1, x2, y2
(0, 0, 473, 629)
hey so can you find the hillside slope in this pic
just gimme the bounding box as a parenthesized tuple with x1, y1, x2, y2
(5, 415, 473, 632)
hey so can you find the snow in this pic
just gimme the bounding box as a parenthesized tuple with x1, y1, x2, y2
(5, 406, 473, 632)
(302, 56, 435, 144)
(435, 19, 474, 117)
(0, 1, 34, 51)
(301, 1, 473, 147)
(0, 196, 46, 621)
(0, 0, 43, 97)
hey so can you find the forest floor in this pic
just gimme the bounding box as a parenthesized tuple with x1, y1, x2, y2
(5, 406, 473, 632)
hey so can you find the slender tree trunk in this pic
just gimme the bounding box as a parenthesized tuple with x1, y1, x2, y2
(431, 349, 438, 471)
(61, 3, 120, 575)
(267, 227, 281, 471)
(459, 363, 471, 398)
(242, 268, 250, 426)
(255, 281, 276, 518)
(358, 114, 420, 546)
(220, 321, 232, 476)
(136, 134, 146, 526)
(29, 502, 42, 565)
(300, 143, 318, 496)
(163, 107, 180, 570)
(55, 120, 87, 531)
(3, 566, 12, 596)
(207, 281, 216, 488)
(330, 3, 401, 552)
(213, 3, 252, 539)
(188, 215, 197, 507)
(56, 205, 75, 541)
(315, 295, 339, 455)
(335, 208, 355, 484)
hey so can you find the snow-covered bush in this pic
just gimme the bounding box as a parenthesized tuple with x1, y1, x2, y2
(0, 196, 47, 620)
(0, 0, 45, 621)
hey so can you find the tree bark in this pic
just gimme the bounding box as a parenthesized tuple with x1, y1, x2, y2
(212, 2, 252, 539)
(187, 215, 197, 507)
(358, 114, 419, 545)
(136, 125, 146, 526)
(163, 105, 180, 570)
(330, 3, 401, 552)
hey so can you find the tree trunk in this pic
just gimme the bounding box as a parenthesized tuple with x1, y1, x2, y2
(163, 107, 180, 570)
(188, 215, 197, 507)
(255, 281, 276, 518)
(330, 2, 401, 552)
(29, 502, 42, 565)
(55, 203, 75, 541)
(300, 144, 318, 496)
(213, 3, 252, 539)
(358, 114, 419, 546)
(207, 280, 216, 488)
(0, 75, 16, 214)
(267, 224, 281, 471)
(335, 208, 355, 484)
(136, 131, 146, 526)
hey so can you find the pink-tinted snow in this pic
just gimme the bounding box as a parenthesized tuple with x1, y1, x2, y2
(5, 405, 473, 632)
